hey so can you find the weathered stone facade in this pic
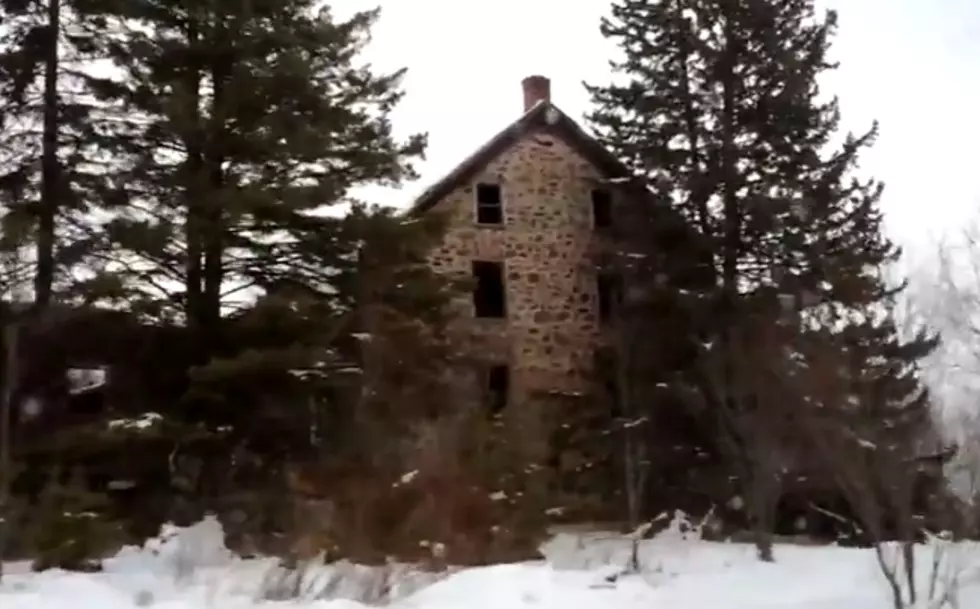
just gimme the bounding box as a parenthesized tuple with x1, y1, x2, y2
(420, 77, 616, 406)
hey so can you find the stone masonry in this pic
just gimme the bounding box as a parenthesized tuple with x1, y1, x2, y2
(422, 76, 614, 406)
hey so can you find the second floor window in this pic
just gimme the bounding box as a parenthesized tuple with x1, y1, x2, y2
(476, 183, 503, 225)
(473, 260, 506, 318)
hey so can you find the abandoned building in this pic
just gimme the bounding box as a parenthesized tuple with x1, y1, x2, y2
(405, 76, 959, 539)
(408, 75, 699, 412)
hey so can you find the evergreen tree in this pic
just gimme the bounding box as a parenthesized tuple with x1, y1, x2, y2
(0, 0, 115, 306)
(586, 0, 921, 558)
(0, 0, 124, 570)
(25, 465, 123, 572)
(799, 301, 942, 540)
(83, 0, 428, 409)
(70, 0, 457, 549)
(86, 1, 424, 330)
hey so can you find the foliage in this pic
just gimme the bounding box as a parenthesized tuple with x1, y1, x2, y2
(23, 466, 125, 571)
(585, 0, 939, 559)
(0, 0, 464, 567)
(0, 0, 118, 304)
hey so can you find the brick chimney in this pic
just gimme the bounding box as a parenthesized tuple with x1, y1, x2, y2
(522, 75, 551, 112)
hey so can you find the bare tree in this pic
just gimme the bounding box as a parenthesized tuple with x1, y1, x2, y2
(609, 298, 651, 573)
(794, 306, 964, 609)
(806, 388, 961, 607)
(908, 223, 980, 504)
(689, 292, 803, 562)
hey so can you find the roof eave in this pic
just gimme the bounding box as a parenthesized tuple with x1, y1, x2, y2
(407, 102, 633, 217)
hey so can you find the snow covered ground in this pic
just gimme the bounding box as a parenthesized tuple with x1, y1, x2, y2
(3, 515, 980, 609)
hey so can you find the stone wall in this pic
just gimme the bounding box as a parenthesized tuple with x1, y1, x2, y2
(426, 130, 613, 404)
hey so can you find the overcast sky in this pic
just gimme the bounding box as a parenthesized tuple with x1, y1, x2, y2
(329, 0, 980, 259)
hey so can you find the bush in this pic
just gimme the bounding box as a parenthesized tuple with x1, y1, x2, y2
(281, 409, 552, 567)
(23, 467, 126, 571)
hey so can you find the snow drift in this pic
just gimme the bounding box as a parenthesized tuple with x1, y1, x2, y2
(3, 513, 980, 608)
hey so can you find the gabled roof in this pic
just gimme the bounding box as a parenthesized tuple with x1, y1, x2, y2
(408, 100, 637, 216)
(405, 95, 712, 288)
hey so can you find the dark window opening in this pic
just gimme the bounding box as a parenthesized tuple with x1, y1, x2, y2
(476, 183, 503, 225)
(486, 364, 510, 413)
(604, 378, 621, 419)
(473, 260, 506, 318)
(591, 189, 612, 228)
(594, 348, 622, 418)
(71, 391, 107, 417)
(597, 273, 621, 322)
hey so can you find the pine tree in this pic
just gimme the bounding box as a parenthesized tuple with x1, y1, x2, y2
(586, 0, 911, 559)
(800, 301, 941, 537)
(72, 0, 455, 550)
(0, 0, 126, 569)
(0, 0, 115, 306)
(83, 0, 427, 408)
(85, 1, 424, 329)
(24, 465, 123, 571)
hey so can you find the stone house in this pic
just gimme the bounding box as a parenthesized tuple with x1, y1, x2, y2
(408, 75, 697, 412)
(404, 79, 959, 536)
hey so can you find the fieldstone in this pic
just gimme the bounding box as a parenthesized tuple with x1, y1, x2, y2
(425, 131, 615, 402)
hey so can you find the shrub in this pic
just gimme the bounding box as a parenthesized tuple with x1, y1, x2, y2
(23, 467, 125, 571)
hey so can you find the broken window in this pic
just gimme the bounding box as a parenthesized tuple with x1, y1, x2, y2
(597, 273, 622, 322)
(472, 260, 506, 318)
(591, 189, 612, 229)
(475, 183, 503, 225)
(486, 364, 510, 413)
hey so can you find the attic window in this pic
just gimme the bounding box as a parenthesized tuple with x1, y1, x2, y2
(472, 260, 506, 318)
(475, 183, 503, 225)
(591, 189, 612, 229)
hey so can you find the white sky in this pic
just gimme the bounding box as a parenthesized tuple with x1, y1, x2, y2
(330, 0, 980, 260)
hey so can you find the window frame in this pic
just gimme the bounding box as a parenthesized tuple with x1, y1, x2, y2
(475, 182, 504, 226)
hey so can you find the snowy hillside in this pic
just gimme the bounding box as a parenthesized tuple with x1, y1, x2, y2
(3, 516, 980, 609)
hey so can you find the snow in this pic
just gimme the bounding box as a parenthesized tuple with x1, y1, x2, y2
(67, 367, 109, 395)
(3, 515, 980, 609)
(107, 413, 163, 431)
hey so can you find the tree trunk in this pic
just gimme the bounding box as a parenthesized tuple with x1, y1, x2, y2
(0, 311, 19, 580)
(202, 27, 231, 336)
(182, 17, 206, 352)
(614, 259, 648, 573)
(902, 540, 916, 605)
(674, 0, 711, 237)
(716, 12, 781, 563)
(35, 0, 62, 308)
(749, 465, 778, 562)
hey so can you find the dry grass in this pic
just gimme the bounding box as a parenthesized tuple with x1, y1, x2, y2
(281, 412, 549, 569)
